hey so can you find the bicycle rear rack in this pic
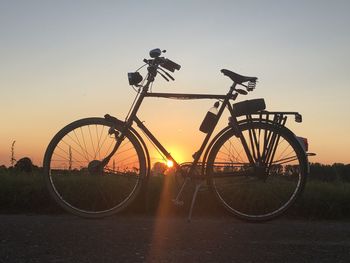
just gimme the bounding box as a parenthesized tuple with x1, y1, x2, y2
(244, 110, 302, 124)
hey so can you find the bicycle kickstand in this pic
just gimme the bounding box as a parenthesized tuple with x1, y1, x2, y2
(172, 177, 190, 207)
(187, 180, 204, 223)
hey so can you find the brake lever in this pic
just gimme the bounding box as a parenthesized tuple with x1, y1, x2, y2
(157, 70, 169, 81)
(158, 67, 175, 81)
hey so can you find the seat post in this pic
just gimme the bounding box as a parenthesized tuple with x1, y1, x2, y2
(229, 82, 237, 94)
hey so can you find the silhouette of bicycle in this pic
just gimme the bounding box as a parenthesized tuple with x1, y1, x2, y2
(43, 48, 310, 222)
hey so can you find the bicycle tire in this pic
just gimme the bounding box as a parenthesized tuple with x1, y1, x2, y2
(206, 121, 307, 221)
(43, 117, 146, 218)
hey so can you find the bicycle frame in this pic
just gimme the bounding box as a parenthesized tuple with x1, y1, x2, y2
(43, 49, 311, 222)
(103, 77, 255, 180)
(102, 64, 307, 221)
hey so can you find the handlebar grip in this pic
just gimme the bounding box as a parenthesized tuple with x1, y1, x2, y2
(161, 58, 181, 72)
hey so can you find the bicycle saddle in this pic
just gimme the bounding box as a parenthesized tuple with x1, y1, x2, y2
(221, 69, 257, 84)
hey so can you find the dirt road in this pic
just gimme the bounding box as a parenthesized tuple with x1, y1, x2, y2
(0, 215, 349, 262)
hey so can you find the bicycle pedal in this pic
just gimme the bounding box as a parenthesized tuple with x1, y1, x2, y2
(172, 199, 184, 207)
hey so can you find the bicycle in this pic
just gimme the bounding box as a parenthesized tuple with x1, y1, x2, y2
(43, 48, 310, 222)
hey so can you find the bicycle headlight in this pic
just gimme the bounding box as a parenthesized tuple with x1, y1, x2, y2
(128, 72, 143, 86)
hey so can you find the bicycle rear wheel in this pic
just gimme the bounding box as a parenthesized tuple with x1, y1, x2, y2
(43, 117, 146, 218)
(206, 121, 307, 221)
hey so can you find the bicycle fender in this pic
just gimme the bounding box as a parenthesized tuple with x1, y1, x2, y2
(204, 120, 309, 174)
(240, 119, 309, 171)
(130, 127, 151, 178)
(202, 126, 232, 175)
(104, 114, 151, 178)
(104, 114, 125, 126)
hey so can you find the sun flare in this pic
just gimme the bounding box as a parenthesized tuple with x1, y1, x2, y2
(166, 160, 174, 168)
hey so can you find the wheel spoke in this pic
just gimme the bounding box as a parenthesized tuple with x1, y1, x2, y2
(44, 118, 145, 218)
(207, 122, 306, 221)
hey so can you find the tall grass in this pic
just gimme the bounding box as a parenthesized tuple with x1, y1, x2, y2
(0, 171, 58, 213)
(0, 170, 349, 219)
(292, 180, 350, 219)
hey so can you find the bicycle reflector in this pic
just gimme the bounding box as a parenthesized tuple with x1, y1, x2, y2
(295, 113, 302, 123)
(128, 72, 143, 86)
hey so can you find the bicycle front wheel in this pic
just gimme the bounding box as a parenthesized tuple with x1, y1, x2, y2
(43, 117, 146, 218)
(206, 121, 307, 221)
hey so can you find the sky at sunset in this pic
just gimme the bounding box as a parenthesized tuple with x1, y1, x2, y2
(1, 0, 350, 166)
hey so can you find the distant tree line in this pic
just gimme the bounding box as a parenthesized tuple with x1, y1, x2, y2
(149, 162, 350, 182)
(0, 157, 40, 174)
(309, 163, 350, 182)
(1, 159, 350, 182)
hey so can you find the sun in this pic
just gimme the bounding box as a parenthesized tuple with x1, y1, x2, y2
(166, 160, 174, 168)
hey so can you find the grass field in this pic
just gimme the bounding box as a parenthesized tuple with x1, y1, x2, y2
(0, 170, 349, 219)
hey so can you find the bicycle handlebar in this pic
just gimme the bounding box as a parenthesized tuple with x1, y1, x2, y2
(159, 57, 181, 72)
(147, 48, 181, 72)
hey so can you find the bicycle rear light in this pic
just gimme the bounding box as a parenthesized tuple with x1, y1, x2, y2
(128, 72, 143, 86)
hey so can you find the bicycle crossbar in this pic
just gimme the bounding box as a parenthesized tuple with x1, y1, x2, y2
(144, 92, 229, 100)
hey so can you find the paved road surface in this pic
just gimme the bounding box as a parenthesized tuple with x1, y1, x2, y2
(0, 214, 349, 263)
